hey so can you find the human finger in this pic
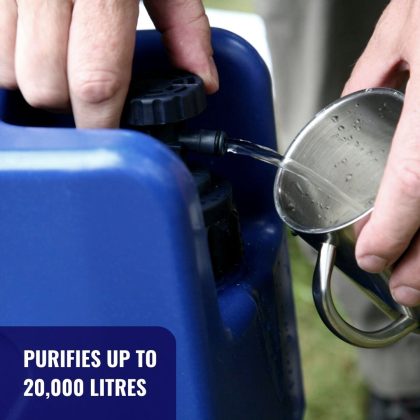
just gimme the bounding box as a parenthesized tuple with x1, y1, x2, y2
(68, 0, 139, 128)
(15, 0, 73, 109)
(0, 0, 18, 89)
(389, 231, 420, 307)
(144, 0, 219, 94)
(355, 73, 420, 273)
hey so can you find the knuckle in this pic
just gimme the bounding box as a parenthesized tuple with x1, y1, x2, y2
(394, 158, 420, 199)
(375, 232, 406, 259)
(358, 222, 406, 262)
(71, 71, 123, 105)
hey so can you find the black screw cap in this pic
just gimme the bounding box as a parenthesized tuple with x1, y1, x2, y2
(127, 73, 207, 126)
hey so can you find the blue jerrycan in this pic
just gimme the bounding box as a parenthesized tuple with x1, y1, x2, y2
(0, 29, 304, 419)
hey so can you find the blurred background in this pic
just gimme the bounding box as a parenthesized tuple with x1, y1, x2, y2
(200, 2, 367, 420)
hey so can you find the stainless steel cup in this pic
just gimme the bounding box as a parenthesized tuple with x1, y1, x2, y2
(274, 87, 420, 348)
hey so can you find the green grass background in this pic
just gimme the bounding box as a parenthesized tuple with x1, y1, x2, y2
(203, 1, 367, 418)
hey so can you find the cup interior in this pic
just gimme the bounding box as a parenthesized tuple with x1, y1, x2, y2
(275, 88, 403, 234)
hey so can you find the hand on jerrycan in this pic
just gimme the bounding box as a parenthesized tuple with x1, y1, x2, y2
(0, 0, 218, 128)
(343, 0, 420, 308)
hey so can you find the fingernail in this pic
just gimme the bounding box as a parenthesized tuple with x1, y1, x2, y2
(357, 255, 387, 272)
(391, 286, 420, 307)
(204, 56, 219, 94)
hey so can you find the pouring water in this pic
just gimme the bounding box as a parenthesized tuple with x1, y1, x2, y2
(225, 137, 368, 228)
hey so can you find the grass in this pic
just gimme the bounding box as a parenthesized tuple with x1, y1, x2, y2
(203, 0, 253, 12)
(203, 1, 367, 418)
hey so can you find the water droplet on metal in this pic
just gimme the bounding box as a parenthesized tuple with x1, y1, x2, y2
(345, 174, 353, 182)
(338, 125, 345, 131)
(331, 115, 339, 122)
(286, 201, 296, 212)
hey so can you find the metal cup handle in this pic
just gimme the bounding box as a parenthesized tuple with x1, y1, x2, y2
(312, 241, 418, 348)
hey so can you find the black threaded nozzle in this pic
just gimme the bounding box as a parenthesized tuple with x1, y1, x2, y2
(178, 130, 227, 156)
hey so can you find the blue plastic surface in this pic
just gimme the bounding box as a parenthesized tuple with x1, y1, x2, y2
(0, 29, 303, 419)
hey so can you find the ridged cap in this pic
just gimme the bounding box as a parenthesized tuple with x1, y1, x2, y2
(127, 74, 207, 126)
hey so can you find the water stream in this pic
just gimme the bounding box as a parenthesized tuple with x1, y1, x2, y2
(225, 138, 366, 216)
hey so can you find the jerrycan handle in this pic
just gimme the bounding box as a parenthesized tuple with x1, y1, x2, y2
(312, 241, 418, 348)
